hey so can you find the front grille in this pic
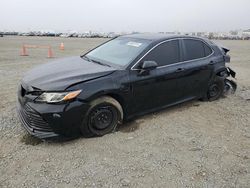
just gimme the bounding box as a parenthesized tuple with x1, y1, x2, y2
(18, 103, 53, 132)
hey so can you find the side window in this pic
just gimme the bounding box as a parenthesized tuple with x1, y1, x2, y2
(141, 40, 180, 67)
(204, 44, 212, 56)
(183, 39, 212, 61)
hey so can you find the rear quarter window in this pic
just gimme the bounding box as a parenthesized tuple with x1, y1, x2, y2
(204, 44, 212, 56)
(183, 39, 212, 61)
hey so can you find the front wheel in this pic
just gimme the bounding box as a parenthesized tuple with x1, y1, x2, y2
(80, 96, 123, 137)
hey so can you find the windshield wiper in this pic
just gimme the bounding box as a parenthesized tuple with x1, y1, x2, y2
(82, 55, 111, 67)
(91, 59, 111, 67)
(81, 55, 92, 62)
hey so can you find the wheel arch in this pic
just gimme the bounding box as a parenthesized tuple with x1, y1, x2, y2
(215, 67, 227, 77)
(104, 93, 126, 117)
(87, 92, 126, 119)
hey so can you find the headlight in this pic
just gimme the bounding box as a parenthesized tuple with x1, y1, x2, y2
(35, 90, 82, 103)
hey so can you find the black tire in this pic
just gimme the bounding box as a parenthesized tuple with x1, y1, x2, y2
(80, 96, 123, 137)
(207, 76, 224, 101)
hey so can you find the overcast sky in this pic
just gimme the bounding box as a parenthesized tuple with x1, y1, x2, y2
(0, 0, 249, 32)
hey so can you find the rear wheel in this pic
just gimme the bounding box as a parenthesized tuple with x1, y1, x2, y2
(80, 96, 123, 137)
(207, 76, 224, 101)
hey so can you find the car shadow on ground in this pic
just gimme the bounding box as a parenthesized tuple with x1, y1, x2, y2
(20, 121, 141, 146)
(20, 133, 82, 146)
(20, 99, 203, 146)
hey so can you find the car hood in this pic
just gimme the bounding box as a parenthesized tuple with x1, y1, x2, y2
(22, 56, 116, 91)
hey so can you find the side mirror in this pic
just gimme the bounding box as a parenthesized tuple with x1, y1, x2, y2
(138, 61, 158, 76)
(141, 61, 158, 70)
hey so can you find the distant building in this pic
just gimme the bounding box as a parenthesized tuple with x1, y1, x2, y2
(242, 29, 250, 39)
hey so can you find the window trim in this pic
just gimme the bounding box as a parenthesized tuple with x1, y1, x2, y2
(181, 38, 213, 62)
(131, 38, 214, 70)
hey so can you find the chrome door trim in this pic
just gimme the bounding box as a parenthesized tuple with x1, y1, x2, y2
(131, 37, 214, 70)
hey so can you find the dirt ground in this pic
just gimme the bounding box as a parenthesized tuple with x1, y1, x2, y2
(0, 36, 249, 188)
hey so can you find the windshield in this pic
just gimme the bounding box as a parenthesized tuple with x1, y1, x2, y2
(85, 37, 151, 67)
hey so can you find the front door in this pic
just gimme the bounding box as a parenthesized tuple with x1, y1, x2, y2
(129, 39, 182, 113)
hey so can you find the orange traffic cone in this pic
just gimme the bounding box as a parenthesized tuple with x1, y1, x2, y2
(20, 45, 28, 56)
(60, 42, 64, 50)
(47, 46, 53, 58)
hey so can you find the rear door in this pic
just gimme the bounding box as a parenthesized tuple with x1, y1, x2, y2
(177, 38, 214, 99)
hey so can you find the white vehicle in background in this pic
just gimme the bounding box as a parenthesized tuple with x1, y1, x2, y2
(60, 33, 71, 38)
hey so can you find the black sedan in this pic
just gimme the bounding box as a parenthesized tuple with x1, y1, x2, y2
(17, 34, 236, 138)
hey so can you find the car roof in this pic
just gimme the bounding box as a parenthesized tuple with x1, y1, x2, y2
(120, 33, 210, 43)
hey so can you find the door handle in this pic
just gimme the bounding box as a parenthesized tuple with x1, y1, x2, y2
(208, 60, 215, 65)
(175, 68, 185, 73)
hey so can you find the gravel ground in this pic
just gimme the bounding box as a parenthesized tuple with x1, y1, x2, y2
(0, 36, 249, 188)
